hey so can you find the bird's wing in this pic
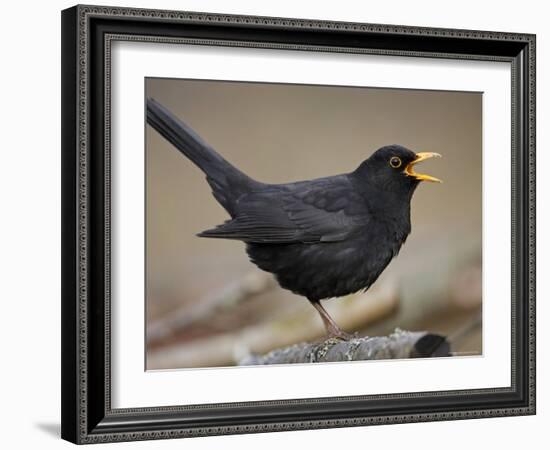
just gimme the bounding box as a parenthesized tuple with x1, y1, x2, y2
(198, 177, 370, 243)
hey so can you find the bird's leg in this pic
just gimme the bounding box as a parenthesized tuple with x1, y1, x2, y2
(309, 300, 354, 341)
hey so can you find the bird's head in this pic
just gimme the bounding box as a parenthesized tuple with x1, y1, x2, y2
(354, 145, 442, 195)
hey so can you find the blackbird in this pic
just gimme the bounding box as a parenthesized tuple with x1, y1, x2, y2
(147, 98, 441, 340)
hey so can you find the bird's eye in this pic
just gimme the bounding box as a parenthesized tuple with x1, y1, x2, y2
(389, 156, 402, 168)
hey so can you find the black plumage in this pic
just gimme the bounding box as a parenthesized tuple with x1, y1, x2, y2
(147, 98, 441, 339)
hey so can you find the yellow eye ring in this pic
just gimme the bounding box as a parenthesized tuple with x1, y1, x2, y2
(389, 156, 402, 168)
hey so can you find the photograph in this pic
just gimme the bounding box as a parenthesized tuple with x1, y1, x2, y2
(144, 78, 483, 370)
(1, 0, 544, 445)
(58, 4, 535, 444)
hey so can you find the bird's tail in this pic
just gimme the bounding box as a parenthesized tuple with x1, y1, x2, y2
(146, 98, 259, 215)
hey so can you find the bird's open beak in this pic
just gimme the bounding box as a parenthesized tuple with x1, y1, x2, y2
(404, 152, 442, 183)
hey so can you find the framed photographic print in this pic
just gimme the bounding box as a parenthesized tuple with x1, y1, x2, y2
(61, 4, 536, 444)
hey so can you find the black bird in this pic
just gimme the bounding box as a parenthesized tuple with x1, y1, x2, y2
(147, 98, 441, 340)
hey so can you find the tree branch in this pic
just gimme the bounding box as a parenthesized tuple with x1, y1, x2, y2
(239, 329, 450, 365)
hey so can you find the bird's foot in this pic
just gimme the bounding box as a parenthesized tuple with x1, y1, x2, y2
(310, 300, 359, 341)
(326, 327, 357, 341)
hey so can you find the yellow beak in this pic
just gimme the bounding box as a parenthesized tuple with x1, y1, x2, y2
(404, 152, 442, 183)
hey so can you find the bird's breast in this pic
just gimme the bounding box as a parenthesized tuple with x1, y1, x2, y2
(246, 216, 409, 302)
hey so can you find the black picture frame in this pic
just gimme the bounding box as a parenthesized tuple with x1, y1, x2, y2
(61, 4, 536, 444)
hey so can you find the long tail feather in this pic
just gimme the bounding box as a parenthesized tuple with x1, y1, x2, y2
(146, 98, 258, 214)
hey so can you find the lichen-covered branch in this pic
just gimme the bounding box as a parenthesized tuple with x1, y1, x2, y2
(239, 329, 450, 365)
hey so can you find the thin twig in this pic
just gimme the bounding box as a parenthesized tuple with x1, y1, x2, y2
(147, 271, 276, 343)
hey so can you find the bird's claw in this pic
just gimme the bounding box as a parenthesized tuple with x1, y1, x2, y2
(327, 329, 357, 341)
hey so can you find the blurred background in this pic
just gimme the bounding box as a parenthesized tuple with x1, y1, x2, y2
(145, 78, 482, 370)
